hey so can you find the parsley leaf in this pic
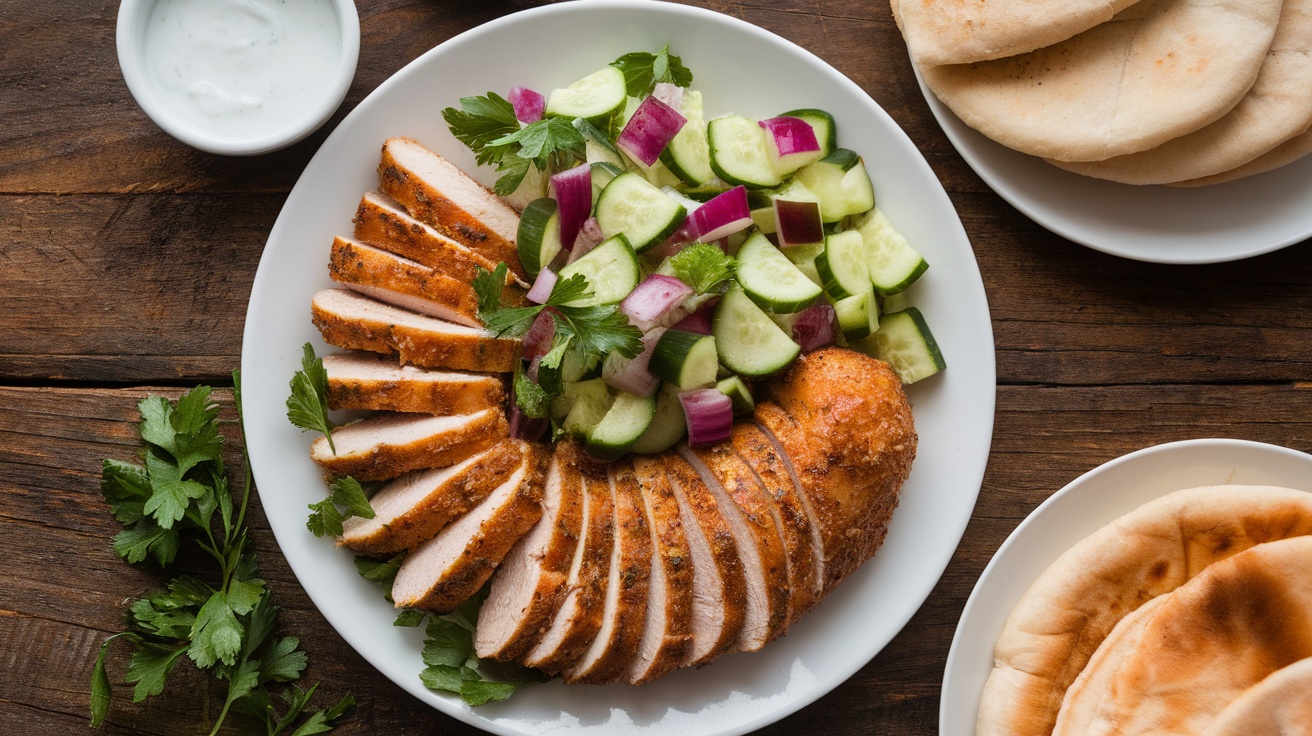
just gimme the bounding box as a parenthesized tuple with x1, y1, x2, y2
(611, 45, 695, 97)
(354, 555, 404, 602)
(670, 242, 737, 294)
(443, 94, 585, 196)
(306, 476, 375, 538)
(441, 92, 520, 167)
(514, 369, 553, 420)
(286, 343, 336, 454)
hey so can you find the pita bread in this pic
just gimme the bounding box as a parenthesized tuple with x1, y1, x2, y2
(1050, 0, 1312, 184)
(893, 0, 1145, 67)
(1201, 657, 1312, 736)
(1052, 535, 1312, 736)
(922, 0, 1283, 162)
(1176, 124, 1312, 186)
(976, 485, 1312, 736)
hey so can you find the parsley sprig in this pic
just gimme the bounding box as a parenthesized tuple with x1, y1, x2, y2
(669, 242, 737, 295)
(286, 342, 336, 454)
(93, 378, 353, 734)
(442, 93, 585, 196)
(610, 45, 695, 97)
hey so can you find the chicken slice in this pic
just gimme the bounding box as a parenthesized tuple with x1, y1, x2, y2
(329, 236, 485, 327)
(309, 409, 505, 482)
(323, 351, 505, 416)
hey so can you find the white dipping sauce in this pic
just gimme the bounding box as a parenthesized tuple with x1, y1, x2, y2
(143, 0, 342, 141)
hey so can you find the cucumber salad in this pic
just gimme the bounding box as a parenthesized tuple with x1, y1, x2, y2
(443, 46, 944, 461)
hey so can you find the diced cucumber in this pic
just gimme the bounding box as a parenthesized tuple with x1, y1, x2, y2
(586, 391, 657, 460)
(557, 234, 639, 306)
(880, 291, 912, 314)
(708, 115, 782, 189)
(517, 198, 562, 278)
(735, 231, 823, 313)
(590, 162, 624, 204)
(713, 284, 800, 376)
(595, 172, 687, 253)
(715, 375, 755, 415)
(793, 149, 875, 223)
(649, 329, 719, 389)
(781, 242, 825, 287)
(751, 204, 777, 235)
(779, 108, 836, 157)
(660, 89, 714, 186)
(547, 66, 627, 123)
(630, 383, 687, 454)
(853, 208, 929, 295)
(814, 230, 871, 300)
(559, 378, 613, 435)
(833, 291, 879, 342)
(857, 307, 945, 384)
(575, 117, 626, 169)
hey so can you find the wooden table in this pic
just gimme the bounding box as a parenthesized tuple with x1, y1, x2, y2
(3, 1, 1310, 733)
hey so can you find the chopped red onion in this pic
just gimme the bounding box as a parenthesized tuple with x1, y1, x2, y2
(602, 328, 665, 397)
(679, 389, 734, 446)
(508, 405, 548, 442)
(791, 302, 835, 352)
(525, 268, 557, 305)
(775, 199, 825, 248)
(521, 309, 556, 362)
(671, 299, 717, 335)
(508, 86, 545, 124)
(617, 95, 687, 166)
(690, 186, 752, 242)
(526, 355, 542, 381)
(759, 116, 820, 156)
(651, 82, 684, 112)
(550, 162, 592, 252)
(620, 275, 694, 332)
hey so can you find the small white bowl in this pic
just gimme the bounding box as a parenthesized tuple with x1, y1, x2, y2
(116, 0, 360, 156)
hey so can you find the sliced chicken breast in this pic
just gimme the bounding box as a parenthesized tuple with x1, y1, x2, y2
(338, 440, 522, 556)
(329, 236, 484, 327)
(354, 191, 519, 285)
(323, 351, 505, 416)
(377, 137, 523, 278)
(476, 446, 585, 662)
(311, 288, 519, 373)
(391, 441, 547, 612)
(309, 409, 505, 481)
(565, 458, 652, 684)
(624, 456, 694, 685)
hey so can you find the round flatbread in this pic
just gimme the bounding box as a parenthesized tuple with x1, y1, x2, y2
(922, 0, 1284, 162)
(1201, 657, 1312, 736)
(976, 485, 1312, 736)
(1052, 535, 1312, 736)
(1050, 0, 1312, 185)
(892, 0, 1145, 67)
(1176, 125, 1312, 187)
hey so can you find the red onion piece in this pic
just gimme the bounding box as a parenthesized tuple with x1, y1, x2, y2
(509, 86, 545, 124)
(508, 405, 548, 442)
(620, 274, 695, 332)
(521, 309, 556, 362)
(651, 82, 684, 112)
(550, 162, 592, 252)
(775, 199, 825, 248)
(525, 268, 557, 305)
(671, 299, 717, 335)
(617, 95, 687, 166)
(679, 389, 734, 446)
(690, 186, 752, 242)
(603, 328, 665, 397)
(759, 116, 820, 156)
(791, 302, 836, 352)
(567, 217, 605, 265)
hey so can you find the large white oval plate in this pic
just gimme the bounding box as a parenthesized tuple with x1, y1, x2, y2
(241, 3, 996, 734)
(915, 71, 1312, 264)
(940, 438, 1312, 735)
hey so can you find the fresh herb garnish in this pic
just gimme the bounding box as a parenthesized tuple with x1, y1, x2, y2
(611, 45, 694, 97)
(514, 368, 554, 420)
(442, 94, 586, 196)
(92, 378, 353, 734)
(670, 242, 737, 294)
(306, 476, 376, 538)
(286, 342, 336, 454)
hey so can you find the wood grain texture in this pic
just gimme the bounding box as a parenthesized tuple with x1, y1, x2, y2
(1, 0, 1310, 733)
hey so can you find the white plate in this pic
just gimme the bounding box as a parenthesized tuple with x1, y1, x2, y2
(940, 438, 1312, 735)
(915, 71, 1312, 264)
(240, 3, 996, 734)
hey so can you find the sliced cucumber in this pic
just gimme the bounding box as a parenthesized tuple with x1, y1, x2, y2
(715, 375, 755, 416)
(557, 234, 639, 306)
(779, 108, 836, 157)
(880, 290, 912, 314)
(781, 242, 825, 287)
(735, 230, 822, 313)
(858, 307, 945, 384)
(833, 290, 879, 342)
(595, 172, 687, 253)
(853, 208, 929, 295)
(814, 230, 871, 300)
(547, 66, 627, 123)
(793, 149, 875, 222)
(586, 391, 657, 460)
(708, 115, 782, 189)
(630, 383, 687, 454)
(650, 329, 719, 389)
(713, 284, 800, 376)
(751, 204, 777, 235)
(590, 161, 624, 203)
(517, 198, 562, 278)
(660, 89, 714, 186)
(683, 181, 734, 202)
(559, 378, 613, 435)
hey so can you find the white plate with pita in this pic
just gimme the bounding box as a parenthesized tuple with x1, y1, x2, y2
(916, 75, 1312, 265)
(938, 438, 1312, 735)
(240, 2, 996, 735)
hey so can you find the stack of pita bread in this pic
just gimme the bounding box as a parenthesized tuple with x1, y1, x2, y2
(894, 0, 1312, 185)
(977, 484, 1312, 735)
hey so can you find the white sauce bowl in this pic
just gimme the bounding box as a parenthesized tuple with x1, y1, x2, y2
(117, 0, 360, 155)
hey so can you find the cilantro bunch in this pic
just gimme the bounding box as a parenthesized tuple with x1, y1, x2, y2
(93, 378, 352, 734)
